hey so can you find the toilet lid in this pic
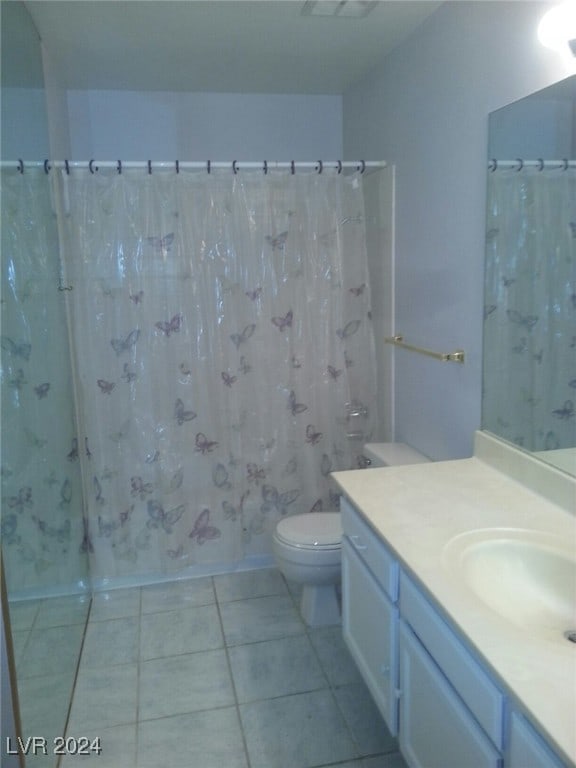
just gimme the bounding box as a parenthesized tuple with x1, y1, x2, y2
(275, 512, 341, 548)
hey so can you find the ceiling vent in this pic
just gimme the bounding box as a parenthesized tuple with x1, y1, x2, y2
(301, 1, 378, 18)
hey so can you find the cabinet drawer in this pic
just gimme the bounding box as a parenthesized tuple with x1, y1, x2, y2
(400, 572, 504, 748)
(341, 496, 399, 601)
(399, 621, 502, 768)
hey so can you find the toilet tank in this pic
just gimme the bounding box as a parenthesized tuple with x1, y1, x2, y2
(363, 442, 430, 467)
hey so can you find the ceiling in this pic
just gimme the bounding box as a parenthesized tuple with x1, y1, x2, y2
(22, 0, 443, 94)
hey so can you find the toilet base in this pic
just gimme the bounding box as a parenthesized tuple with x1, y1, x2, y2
(300, 583, 341, 626)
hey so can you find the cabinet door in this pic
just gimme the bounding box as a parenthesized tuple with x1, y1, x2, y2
(509, 713, 567, 768)
(399, 622, 502, 768)
(342, 537, 399, 736)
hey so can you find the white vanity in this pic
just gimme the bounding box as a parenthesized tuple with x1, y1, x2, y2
(332, 432, 576, 768)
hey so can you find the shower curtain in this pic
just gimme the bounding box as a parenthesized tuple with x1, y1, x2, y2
(483, 166, 575, 452)
(51, 166, 377, 583)
(1, 167, 88, 595)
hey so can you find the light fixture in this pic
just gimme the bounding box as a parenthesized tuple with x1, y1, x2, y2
(301, 1, 378, 18)
(538, 1, 576, 57)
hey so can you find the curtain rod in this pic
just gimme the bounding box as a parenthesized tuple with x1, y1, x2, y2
(489, 159, 575, 171)
(1, 159, 387, 175)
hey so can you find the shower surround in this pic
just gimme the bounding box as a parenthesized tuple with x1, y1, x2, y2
(1, 165, 378, 594)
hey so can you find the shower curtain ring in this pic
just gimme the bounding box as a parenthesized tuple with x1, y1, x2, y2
(537, 158, 544, 171)
(207, 160, 211, 174)
(562, 158, 569, 171)
(358, 160, 366, 174)
(117, 160, 122, 174)
(44, 159, 50, 174)
(515, 158, 523, 172)
(175, 160, 180, 174)
(148, 160, 152, 175)
(233, 160, 238, 174)
(316, 160, 323, 174)
(291, 161, 295, 175)
(337, 160, 342, 174)
(263, 160, 268, 175)
(65, 160, 70, 175)
(17, 158, 24, 174)
(89, 159, 97, 174)
(489, 159, 497, 172)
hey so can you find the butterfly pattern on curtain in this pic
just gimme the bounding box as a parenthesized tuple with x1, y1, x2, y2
(483, 167, 576, 453)
(1, 168, 88, 596)
(52, 167, 377, 583)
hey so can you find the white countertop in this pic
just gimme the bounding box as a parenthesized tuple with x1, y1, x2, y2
(332, 453, 576, 767)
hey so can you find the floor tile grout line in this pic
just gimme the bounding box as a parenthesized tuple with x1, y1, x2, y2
(213, 575, 254, 768)
(304, 627, 340, 692)
(58, 595, 94, 768)
(135, 699, 252, 725)
(300, 606, 367, 763)
(135, 585, 143, 767)
(13, 627, 32, 676)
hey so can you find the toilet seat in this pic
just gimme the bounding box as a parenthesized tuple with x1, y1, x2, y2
(274, 512, 341, 550)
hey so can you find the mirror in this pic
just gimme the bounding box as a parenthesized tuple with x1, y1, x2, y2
(1, 3, 91, 763)
(482, 75, 575, 476)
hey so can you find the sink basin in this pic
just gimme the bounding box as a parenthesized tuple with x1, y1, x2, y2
(443, 528, 576, 639)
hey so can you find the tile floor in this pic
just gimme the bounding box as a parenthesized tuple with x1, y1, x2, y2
(9, 592, 90, 767)
(11, 568, 409, 768)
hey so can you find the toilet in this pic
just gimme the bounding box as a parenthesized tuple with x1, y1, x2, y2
(272, 442, 429, 626)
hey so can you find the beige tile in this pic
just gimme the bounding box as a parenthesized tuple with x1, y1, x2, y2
(308, 624, 364, 687)
(137, 708, 248, 768)
(18, 624, 84, 678)
(229, 634, 326, 703)
(80, 617, 139, 668)
(60, 725, 137, 768)
(141, 577, 214, 614)
(18, 672, 75, 737)
(139, 649, 234, 720)
(140, 603, 223, 660)
(214, 568, 287, 602)
(8, 599, 42, 631)
(90, 588, 141, 621)
(333, 681, 398, 756)
(240, 688, 358, 768)
(34, 594, 90, 628)
(220, 595, 304, 646)
(68, 664, 138, 732)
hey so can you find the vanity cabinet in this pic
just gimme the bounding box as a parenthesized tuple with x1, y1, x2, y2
(341, 499, 399, 735)
(340, 496, 570, 768)
(399, 622, 501, 768)
(399, 572, 504, 768)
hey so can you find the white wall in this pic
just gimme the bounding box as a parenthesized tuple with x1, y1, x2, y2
(1, 88, 50, 158)
(66, 90, 342, 159)
(0, 1, 49, 159)
(41, 42, 72, 159)
(343, 1, 574, 461)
